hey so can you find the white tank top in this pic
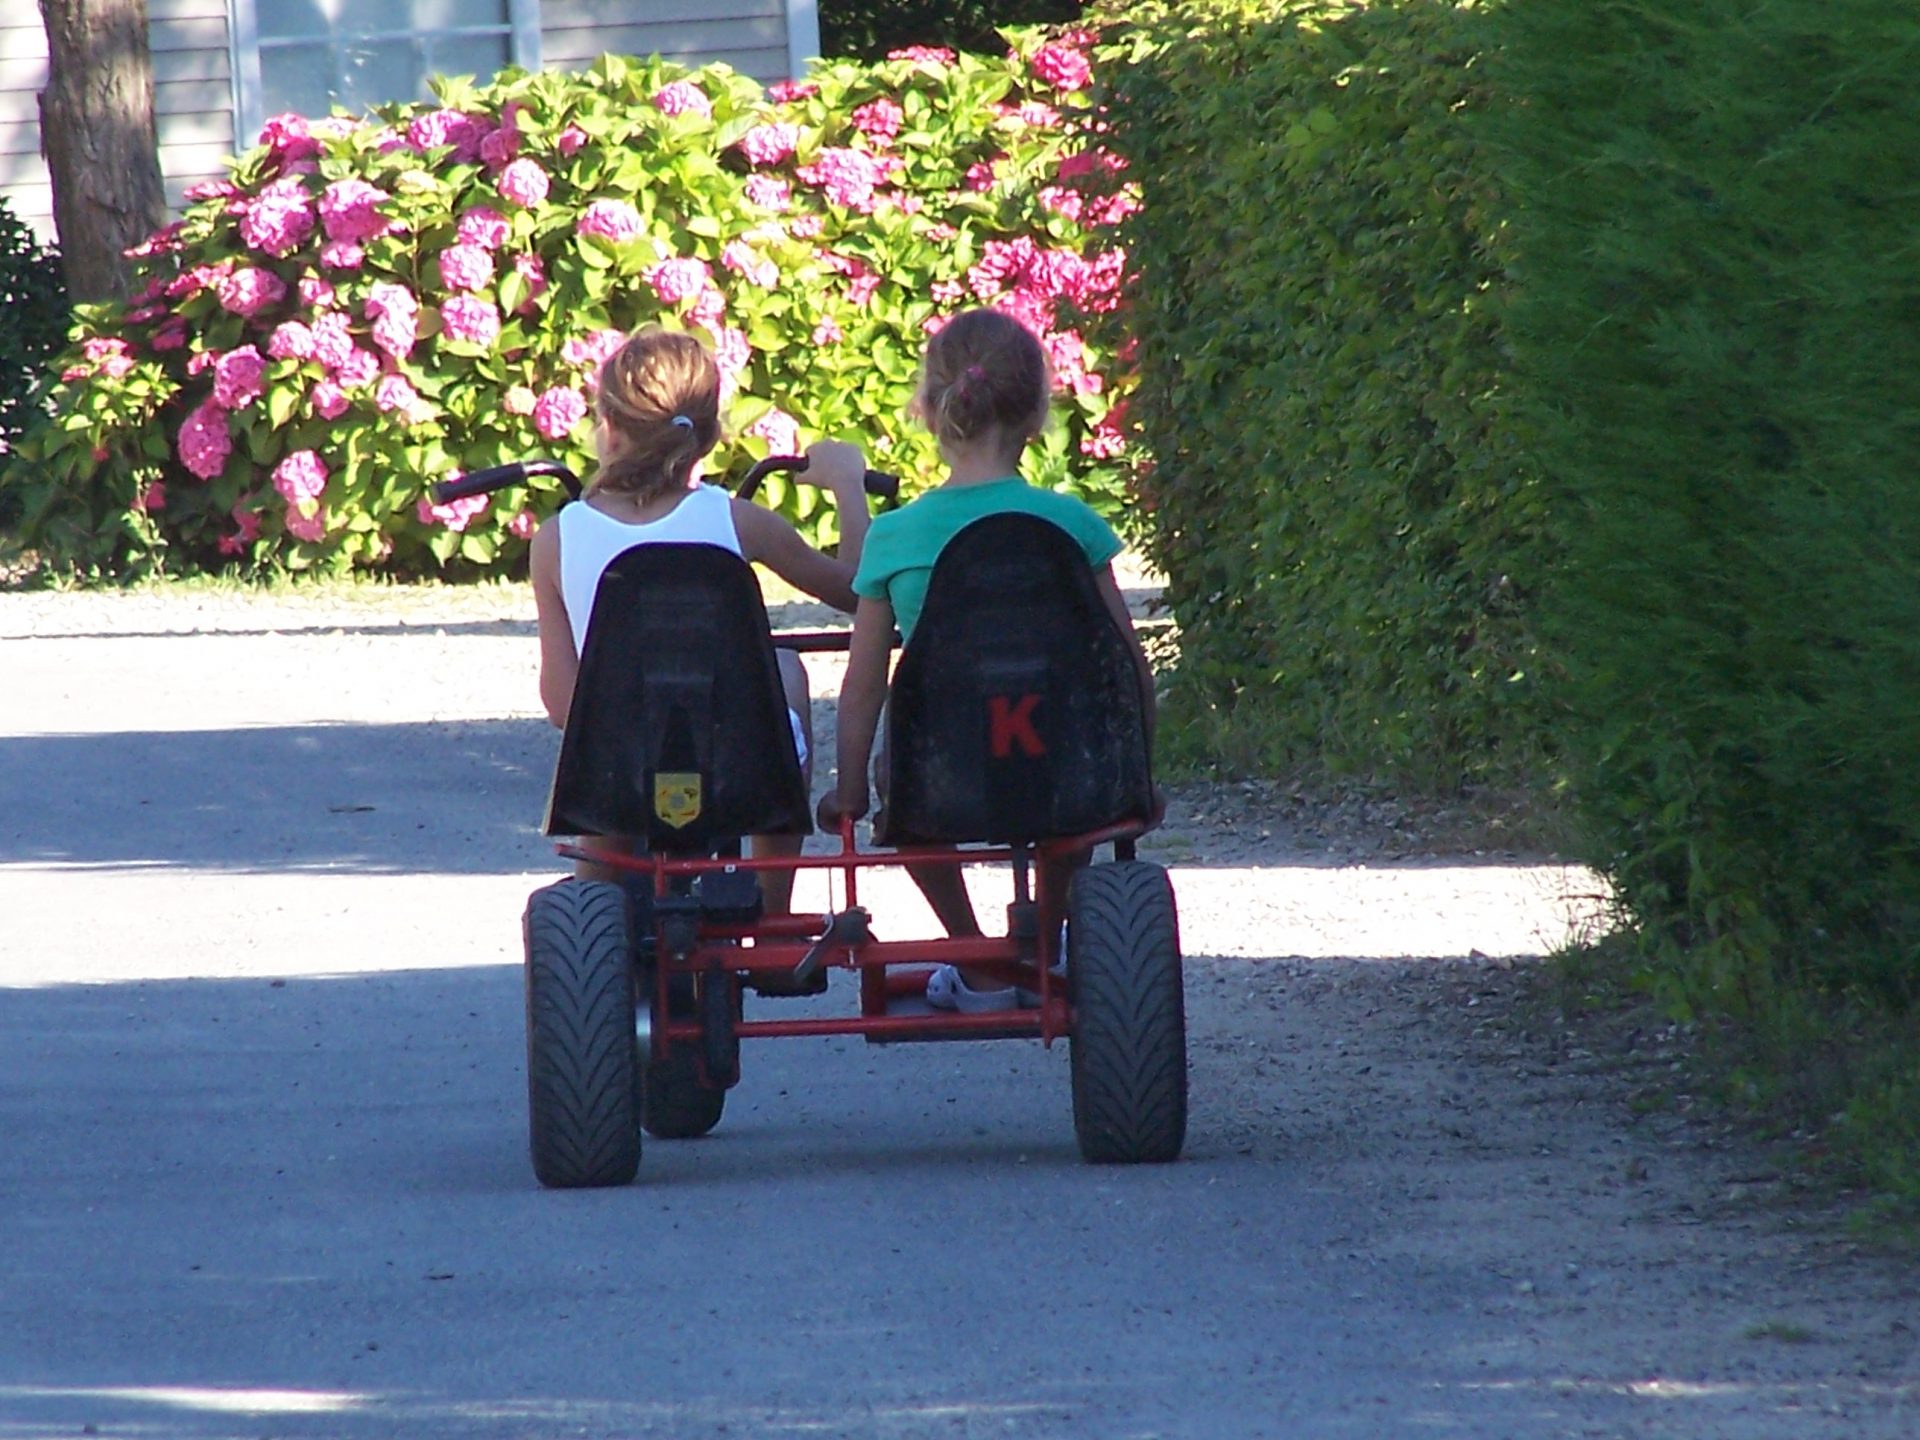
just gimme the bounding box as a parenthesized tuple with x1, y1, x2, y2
(556, 484, 742, 656)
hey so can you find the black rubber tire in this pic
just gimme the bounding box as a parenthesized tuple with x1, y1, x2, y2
(523, 879, 640, 1187)
(642, 975, 726, 1139)
(1067, 861, 1187, 1164)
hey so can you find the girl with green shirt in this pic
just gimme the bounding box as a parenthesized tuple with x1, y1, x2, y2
(820, 308, 1156, 1013)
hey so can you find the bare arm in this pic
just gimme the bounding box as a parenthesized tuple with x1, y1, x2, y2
(819, 596, 896, 824)
(529, 519, 578, 729)
(733, 501, 859, 612)
(731, 439, 872, 613)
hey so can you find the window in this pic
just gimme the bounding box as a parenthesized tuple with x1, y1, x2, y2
(231, 0, 542, 142)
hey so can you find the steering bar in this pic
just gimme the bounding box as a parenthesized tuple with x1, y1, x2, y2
(430, 455, 899, 509)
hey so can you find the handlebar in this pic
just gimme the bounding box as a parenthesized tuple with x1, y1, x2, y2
(737, 454, 899, 506)
(428, 455, 898, 509)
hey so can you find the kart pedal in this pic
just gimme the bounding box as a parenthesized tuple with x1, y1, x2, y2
(792, 907, 869, 987)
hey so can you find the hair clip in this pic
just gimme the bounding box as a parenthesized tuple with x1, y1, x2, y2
(670, 415, 695, 430)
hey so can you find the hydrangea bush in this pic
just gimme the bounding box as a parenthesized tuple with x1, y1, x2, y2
(4, 28, 1138, 577)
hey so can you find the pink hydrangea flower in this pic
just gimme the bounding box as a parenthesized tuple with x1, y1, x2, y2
(320, 240, 365, 270)
(152, 319, 188, 351)
(310, 380, 350, 419)
(284, 504, 328, 543)
(686, 285, 727, 331)
(273, 448, 328, 506)
(479, 124, 519, 171)
(652, 80, 712, 119)
(333, 347, 379, 388)
(1044, 329, 1102, 396)
(309, 312, 354, 370)
(645, 256, 712, 304)
(930, 279, 964, 304)
(560, 328, 627, 369)
(1014, 101, 1063, 128)
(964, 160, 998, 193)
(455, 206, 511, 249)
(1030, 41, 1093, 92)
(720, 241, 778, 289)
(438, 243, 495, 293)
(318, 178, 391, 244)
(238, 178, 315, 257)
(577, 198, 644, 242)
(1057, 149, 1128, 182)
(407, 109, 487, 162)
(851, 98, 904, 141)
(888, 46, 955, 64)
(504, 385, 538, 416)
(789, 213, 824, 239)
(710, 327, 750, 387)
(440, 296, 501, 348)
(133, 480, 166, 513)
(365, 282, 420, 360)
(212, 346, 267, 410)
(739, 123, 800, 166)
(556, 124, 588, 157)
(416, 492, 488, 531)
(267, 320, 316, 361)
(507, 508, 537, 540)
(259, 113, 321, 163)
(743, 175, 791, 210)
(811, 316, 842, 345)
(184, 178, 240, 203)
(497, 158, 550, 208)
(299, 275, 336, 310)
(219, 502, 264, 554)
(375, 373, 428, 421)
(796, 147, 895, 212)
(745, 407, 800, 456)
(177, 402, 231, 480)
(533, 386, 587, 441)
(216, 266, 287, 318)
(766, 80, 818, 103)
(1039, 185, 1085, 222)
(968, 235, 1038, 298)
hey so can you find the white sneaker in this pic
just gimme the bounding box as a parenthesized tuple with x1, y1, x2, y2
(924, 964, 1019, 1014)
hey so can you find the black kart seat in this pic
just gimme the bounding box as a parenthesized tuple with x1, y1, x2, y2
(879, 512, 1154, 846)
(544, 542, 811, 851)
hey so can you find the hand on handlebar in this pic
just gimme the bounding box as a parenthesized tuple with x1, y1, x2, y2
(816, 783, 870, 830)
(791, 440, 866, 494)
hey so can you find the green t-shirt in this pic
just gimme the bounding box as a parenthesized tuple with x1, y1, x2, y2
(851, 476, 1124, 639)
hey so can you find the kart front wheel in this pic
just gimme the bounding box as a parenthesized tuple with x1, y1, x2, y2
(642, 974, 727, 1139)
(1067, 861, 1187, 1164)
(524, 879, 641, 1187)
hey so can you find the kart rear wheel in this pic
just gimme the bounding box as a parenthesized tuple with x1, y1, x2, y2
(1067, 861, 1187, 1164)
(523, 879, 640, 1187)
(643, 975, 726, 1139)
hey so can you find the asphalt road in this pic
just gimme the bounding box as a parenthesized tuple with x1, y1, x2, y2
(2, 589, 1909, 1440)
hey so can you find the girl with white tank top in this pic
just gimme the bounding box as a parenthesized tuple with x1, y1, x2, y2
(527, 327, 873, 909)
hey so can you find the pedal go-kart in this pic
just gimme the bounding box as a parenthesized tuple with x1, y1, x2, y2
(433, 455, 1186, 1187)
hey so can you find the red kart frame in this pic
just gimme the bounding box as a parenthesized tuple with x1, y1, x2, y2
(562, 810, 1152, 1052)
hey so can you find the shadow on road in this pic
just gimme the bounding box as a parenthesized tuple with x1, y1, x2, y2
(1, 718, 559, 875)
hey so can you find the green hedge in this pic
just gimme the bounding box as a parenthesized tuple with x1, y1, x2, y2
(0, 198, 68, 462)
(821, 1, 1086, 60)
(1489, 0, 1920, 1182)
(1093, 0, 1546, 788)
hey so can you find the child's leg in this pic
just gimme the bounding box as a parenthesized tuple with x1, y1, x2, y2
(873, 725, 986, 942)
(749, 650, 811, 914)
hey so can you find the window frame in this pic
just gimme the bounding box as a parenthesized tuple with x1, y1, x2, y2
(228, 0, 543, 145)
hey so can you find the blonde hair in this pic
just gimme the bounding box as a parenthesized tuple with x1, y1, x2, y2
(592, 327, 722, 501)
(913, 308, 1051, 450)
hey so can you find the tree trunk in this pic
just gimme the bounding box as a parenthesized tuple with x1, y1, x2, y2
(37, 0, 167, 303)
